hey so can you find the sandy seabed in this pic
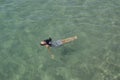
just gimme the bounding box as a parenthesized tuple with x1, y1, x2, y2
(0, 0, 120, 80)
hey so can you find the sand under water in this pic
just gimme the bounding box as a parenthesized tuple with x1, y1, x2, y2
(0, 0, 120, 80)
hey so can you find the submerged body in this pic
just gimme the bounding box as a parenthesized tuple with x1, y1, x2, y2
(41, 36, 77, 47)
(40, 36, 78, 59)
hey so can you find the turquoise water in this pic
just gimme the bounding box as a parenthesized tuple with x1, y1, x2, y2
(0, 0, 120, 80)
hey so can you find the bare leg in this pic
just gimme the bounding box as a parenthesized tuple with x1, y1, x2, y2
(61, 36, 78, 44)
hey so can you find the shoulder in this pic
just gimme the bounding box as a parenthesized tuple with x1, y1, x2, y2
(45, 45, 50, 48)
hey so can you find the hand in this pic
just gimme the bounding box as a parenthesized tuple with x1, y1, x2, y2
(51, 55, 55, 59)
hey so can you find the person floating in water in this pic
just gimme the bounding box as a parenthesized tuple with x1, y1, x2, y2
(40, 36, 78, 59)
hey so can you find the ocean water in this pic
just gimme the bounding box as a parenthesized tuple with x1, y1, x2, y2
(0, 0, 120, 80)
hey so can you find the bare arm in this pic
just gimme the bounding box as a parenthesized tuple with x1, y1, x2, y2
(45, 45, 54, 59)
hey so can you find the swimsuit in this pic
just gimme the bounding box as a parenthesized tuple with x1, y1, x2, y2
(44, 38, 63, 47)
(51, 40, 63, 47)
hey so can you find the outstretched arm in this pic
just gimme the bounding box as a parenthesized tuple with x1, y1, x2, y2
(45, 45, 54, 59)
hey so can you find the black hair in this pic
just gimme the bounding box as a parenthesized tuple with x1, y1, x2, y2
(40, 37, 52, 46)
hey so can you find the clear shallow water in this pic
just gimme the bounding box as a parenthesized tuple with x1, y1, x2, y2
(0, 0, 120, 80)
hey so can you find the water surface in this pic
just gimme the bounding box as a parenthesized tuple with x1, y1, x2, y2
(0, 0, 120, 80)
